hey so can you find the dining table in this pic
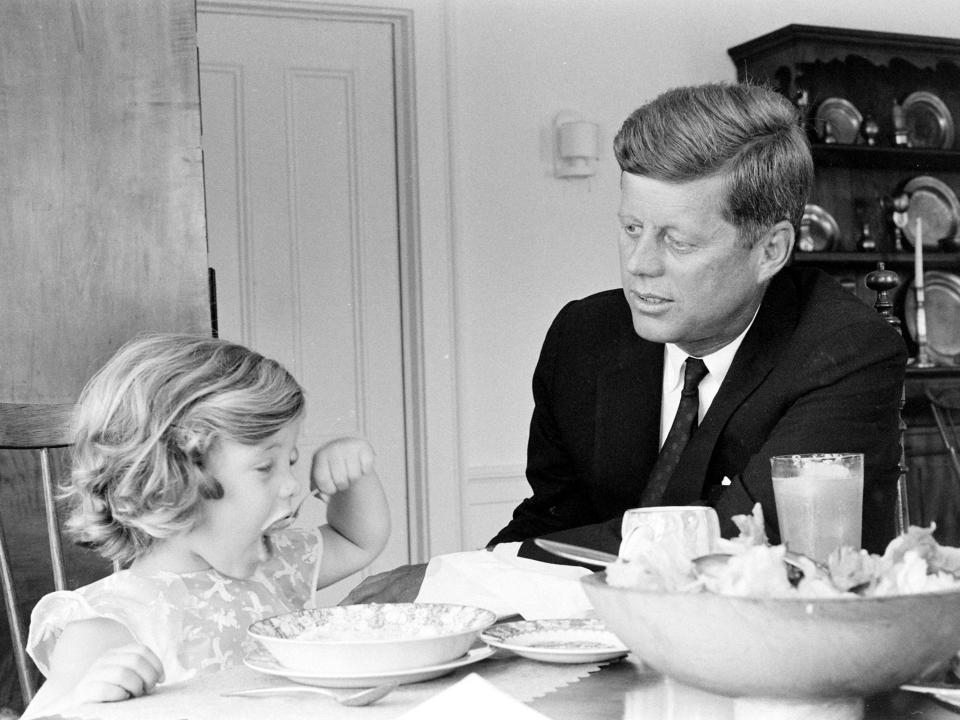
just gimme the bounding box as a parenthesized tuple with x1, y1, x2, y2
(37, 646, 960, 720)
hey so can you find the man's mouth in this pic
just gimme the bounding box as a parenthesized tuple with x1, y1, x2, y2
(632, 290, 671, 306)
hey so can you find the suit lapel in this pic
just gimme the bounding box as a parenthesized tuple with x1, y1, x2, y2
(662, 274, 800, 505)
(593, 333, 663, 511)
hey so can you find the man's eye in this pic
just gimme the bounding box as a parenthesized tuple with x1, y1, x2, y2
(666, 235, 694, 252)
(623, 223, 642, 236)
(256, 462, 274, 474)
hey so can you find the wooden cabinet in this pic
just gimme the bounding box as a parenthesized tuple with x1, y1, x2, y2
(0, 1, 209, 711)
(729, 25, 960, 543)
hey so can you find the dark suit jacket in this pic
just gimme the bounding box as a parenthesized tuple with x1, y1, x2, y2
(488, 267, 908, 560)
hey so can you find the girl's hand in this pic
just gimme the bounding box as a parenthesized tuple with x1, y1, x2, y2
(70, 642, 164, 704)
(25, 631, 164, 718)
(311, 437, 376, 500)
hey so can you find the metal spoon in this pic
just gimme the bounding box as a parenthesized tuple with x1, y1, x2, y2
(222, 681, 398, 706)
(692, 551, 829, 584)
(264, 489, 323, 534)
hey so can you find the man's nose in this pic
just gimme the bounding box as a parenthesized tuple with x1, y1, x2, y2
(625, 232, 663, 275)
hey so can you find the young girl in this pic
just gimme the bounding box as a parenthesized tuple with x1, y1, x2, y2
(23, 334, 390, 717)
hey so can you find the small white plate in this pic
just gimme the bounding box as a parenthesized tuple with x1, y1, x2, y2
(901, 683, 960, 714)
(244, 644, 494, 688)
(533, 538, 618, 567)
(480, 618, 629, 664)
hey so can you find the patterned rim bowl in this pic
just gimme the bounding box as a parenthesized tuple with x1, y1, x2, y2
(248, 602, 497, 675)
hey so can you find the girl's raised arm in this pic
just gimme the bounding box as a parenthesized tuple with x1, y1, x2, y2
(311, 438, 390, 588)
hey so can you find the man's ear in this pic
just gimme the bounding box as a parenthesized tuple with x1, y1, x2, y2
(755, 220, 795, 282)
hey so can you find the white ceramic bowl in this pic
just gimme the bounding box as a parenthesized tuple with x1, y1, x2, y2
(582, 573, 960, 702)
(248, 603, 496, 674)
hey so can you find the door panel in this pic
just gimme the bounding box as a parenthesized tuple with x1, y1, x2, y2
(198, 10, 408, 605)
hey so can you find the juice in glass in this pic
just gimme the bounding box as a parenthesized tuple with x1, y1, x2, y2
(770, 453, 863, 563)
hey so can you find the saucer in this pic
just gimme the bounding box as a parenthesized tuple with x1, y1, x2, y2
(244, 643, 494, 688)
(481, 618, 629, 664)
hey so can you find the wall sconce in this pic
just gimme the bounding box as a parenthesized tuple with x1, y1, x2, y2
(554, 111, 599, 178)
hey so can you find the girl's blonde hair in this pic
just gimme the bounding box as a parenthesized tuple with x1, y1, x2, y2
(64, 333, 305, 565)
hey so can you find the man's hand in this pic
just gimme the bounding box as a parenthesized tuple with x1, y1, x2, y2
(340, 563, 427, 605)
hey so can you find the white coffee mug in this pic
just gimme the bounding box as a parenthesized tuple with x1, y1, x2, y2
(619, 506, 721, 561)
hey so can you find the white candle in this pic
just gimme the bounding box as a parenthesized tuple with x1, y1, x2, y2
(914, 217, 924, 288)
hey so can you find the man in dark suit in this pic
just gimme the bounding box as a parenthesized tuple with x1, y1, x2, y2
(343, 82, 906, 602)
(490, 267, 905, 559)
(489, 82, 906, 560)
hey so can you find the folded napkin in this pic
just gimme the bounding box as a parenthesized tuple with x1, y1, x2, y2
(398, 672, 552, 719)
(415, 544, 593, 619)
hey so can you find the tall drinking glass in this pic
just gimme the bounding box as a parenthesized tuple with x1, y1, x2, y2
(770, 453, 863, 563)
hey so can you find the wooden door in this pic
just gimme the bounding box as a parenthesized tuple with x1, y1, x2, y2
(197, 8, 409, 604)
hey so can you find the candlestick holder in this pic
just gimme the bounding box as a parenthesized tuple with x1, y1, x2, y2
(912, 283, 936, 368)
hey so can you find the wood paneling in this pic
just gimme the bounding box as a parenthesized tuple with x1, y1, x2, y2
(0, 0, 210, 403)
(0, 1, 209, 711)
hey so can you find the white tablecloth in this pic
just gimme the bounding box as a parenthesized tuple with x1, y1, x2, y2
(49, 649, 603, 720)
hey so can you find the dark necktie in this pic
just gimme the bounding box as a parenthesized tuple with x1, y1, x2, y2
(639, 357, 709, 507)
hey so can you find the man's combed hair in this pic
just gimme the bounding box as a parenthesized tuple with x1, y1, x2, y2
(613, 82, 814, 247)
(63, 333, 306, 565)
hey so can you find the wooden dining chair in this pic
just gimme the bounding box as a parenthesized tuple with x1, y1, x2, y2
(865, 264, 911, 534)
(926, 386, 960, 494)
(0, 402, 75, 709)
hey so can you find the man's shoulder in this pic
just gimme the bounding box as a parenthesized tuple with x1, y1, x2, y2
(541, 289, 637, 365)
(556, 288, 629, 323)
(777, 266, 906, 347)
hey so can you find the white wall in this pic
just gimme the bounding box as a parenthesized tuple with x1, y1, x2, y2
(443, 0, 960, 548)
(318, 0, 960, 552)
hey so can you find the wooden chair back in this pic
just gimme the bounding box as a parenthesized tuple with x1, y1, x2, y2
(865, 264, 911, 534)
(0, 402, 75, 707)
(926, 387, 960, 493)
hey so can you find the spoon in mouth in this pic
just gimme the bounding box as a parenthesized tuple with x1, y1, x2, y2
(263, 489, 322, 534)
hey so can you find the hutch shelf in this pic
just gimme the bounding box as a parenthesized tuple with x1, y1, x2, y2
(729, 25, 960, 543)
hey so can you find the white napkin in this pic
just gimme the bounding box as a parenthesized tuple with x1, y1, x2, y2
(415, 544, 593, 619)
(398, 672, 553, 719)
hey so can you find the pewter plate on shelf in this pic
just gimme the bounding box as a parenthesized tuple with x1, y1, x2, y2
(798, 203, 838, 252)
(903, 91, 955, 149)
(814, 97, 862, 144)
(901, 175, 960, 250)
(904, 271, 960, 366)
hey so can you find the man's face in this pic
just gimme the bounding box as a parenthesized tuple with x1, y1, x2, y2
(617, 172, 769, 357)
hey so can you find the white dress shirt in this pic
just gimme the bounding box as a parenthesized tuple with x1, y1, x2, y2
(659, 313, 758, 448)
